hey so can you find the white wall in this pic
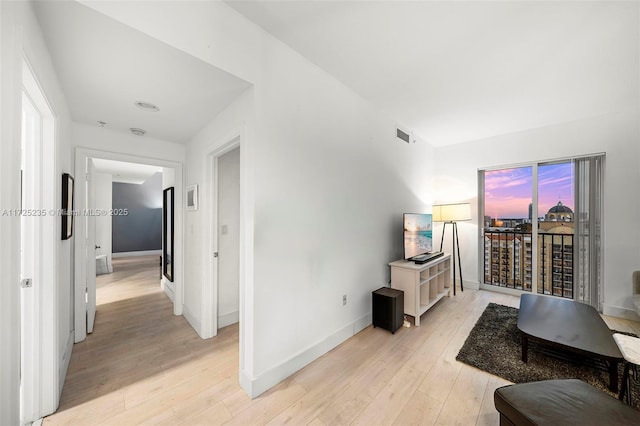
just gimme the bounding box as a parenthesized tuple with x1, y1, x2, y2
(92, 1, 436, 397)
(0, 1, 73, 422)
(72, 122, 185, 162)
(248, 50, 435, 391)
(183, 89, 254, 343)
(94, 172, 112, 268)
(434, 108, 640, 319)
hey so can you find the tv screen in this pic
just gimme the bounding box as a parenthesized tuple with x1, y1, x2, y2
(404, 213, 433, 259)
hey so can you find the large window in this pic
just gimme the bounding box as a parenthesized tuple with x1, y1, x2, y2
(479, 155, 604, 309)
(483, 166, 532, 291)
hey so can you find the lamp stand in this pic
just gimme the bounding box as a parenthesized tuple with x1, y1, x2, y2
(439, 221, 464, 296)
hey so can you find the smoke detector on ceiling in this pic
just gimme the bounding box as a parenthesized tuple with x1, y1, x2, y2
(134, 101, 160, 112)
(129, 128, 146, 136)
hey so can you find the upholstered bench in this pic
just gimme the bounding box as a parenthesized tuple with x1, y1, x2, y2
(494, 379, 640, 425)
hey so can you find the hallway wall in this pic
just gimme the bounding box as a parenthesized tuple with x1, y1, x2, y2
(112, 172, 162, 254)
(1, 1, 74, 423)
(89, 1, 436, 398)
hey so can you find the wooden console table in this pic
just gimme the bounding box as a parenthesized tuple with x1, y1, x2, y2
(388, 254, 451, 326)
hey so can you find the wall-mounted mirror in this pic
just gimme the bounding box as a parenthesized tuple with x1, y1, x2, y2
(163, 187, 174, 282)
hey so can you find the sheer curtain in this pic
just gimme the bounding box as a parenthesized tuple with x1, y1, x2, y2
(574, 155, 604, 310)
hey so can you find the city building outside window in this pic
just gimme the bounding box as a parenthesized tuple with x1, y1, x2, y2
(478, 155, 604, 310)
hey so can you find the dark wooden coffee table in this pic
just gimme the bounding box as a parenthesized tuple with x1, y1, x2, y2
(517, 294, 623, 392)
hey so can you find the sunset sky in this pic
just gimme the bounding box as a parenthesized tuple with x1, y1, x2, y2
(484, 163, 574, 219)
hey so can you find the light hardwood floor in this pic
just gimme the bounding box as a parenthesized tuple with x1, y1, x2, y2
(44, 256, 640, 425)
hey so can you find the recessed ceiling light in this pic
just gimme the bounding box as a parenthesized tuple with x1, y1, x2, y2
(134, 101, 160, 112)
(129, 128, 146, 136)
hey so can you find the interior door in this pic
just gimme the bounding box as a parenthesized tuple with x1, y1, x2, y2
(86, 158, 97, 333)
(20, 91, 40, 424)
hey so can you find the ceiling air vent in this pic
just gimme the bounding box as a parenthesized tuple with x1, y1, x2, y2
(396, 125, 413, 144)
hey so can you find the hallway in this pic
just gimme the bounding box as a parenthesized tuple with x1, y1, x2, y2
(44, 256, 241, 424)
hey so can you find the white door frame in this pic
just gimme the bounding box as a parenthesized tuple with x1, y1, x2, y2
(20, 58, 59, 422)
(1, 17, 59, 425)
(203, 131, 242, 339)
(74, 148, 184, 342)
(85, 158, 97, 333)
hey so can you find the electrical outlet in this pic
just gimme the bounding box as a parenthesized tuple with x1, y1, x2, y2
(342, 294, 347, 306)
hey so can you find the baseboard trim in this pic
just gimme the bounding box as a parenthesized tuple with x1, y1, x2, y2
(463, 280, 480, 291)
(218, 310, 239, 329)
(112, 250, 161, 258)
(239, 369, 253, 398)
(246, 313, 370, 398)
(161, 280, 175, 302)
(603, 304, 640, 321)
(479, 283, 525, 297)
(58, 331, 74, 401)
(183, 304, 203, 338)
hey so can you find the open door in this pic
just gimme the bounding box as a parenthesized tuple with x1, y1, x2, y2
(86, 158, 97, 333)
(19, 63, 59, 421)
(20, 91, 41, 424)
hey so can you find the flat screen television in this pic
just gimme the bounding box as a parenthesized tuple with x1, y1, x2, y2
(404, 213, 433, 260)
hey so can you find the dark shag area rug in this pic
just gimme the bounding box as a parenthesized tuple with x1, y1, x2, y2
(456, 303, 640, 411)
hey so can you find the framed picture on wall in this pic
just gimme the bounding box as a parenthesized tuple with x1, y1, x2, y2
(61, 173, 74, 240)
(186, 184, 198, 211)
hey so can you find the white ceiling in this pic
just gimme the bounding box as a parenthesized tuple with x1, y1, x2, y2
(92, 158, 162, 184)
(33, 1, 251, 144)
(227, 1, 639, 146)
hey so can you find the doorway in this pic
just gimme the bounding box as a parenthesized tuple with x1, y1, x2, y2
(204, 138, 241, 338)
(216, 147, 240, 329)
(74, 149, 184, 343)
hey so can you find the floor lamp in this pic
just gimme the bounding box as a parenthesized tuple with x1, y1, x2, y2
(433, 203, 471, 296)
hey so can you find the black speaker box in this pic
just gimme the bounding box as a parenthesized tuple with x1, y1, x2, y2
(372, 287, 404, 334)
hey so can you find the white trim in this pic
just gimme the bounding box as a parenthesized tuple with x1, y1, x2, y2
(218, 311, 240, 329)
(161, 278, 175, 303)
(21, 55, 60, 421)
(603, 304, 640, 322)
(58, 331, 74, 401)
(354, 313, 372, 335)
(182, 303, 203, 339)
(531, 164, 539, 293)
(478, 152, 607, 172)
(479, 283, 527, 297)
(463, 280, 480, 291)
(246, 313, 370, 398)
(239, 369, 254, 399)
(112, 250, 161, 258)
(75, 148, 184, 342)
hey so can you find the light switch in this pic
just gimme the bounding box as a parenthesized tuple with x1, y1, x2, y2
(221, 224, 228, 235)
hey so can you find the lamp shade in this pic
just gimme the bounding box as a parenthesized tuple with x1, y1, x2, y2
(432, 203, 471, 222)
